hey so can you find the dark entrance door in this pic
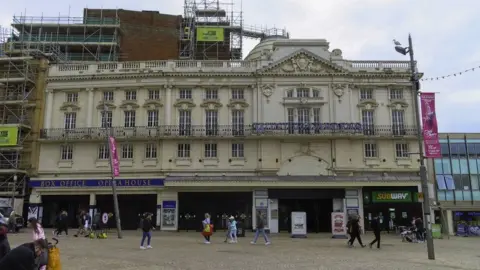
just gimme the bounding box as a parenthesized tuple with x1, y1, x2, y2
(41, 195, 90, 228)
(96, 194, 156, 230)
(178, 192, 252, 232)
(278, 199, 332, 233)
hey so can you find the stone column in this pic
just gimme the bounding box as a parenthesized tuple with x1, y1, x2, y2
(164, 84, 173, 126)
(44, 89, 54, 129)
(86, 88, 94, 127)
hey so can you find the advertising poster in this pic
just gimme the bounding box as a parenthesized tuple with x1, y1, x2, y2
(162, 201, 177, 228)
(0, 127, 18, 146)
(331, 212, 347, 239)
(108, 136, 120, 177)
(196, 27, 224, 42)
(420, 93, 441, 158)
(291, 212, 307, 238)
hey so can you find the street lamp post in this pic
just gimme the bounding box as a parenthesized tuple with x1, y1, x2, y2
(103, 103, 123, 239)
(394, 34, 435, 260)
(11, 174, 17, 208)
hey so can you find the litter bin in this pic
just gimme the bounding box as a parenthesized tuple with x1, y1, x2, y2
(236, 221, 246, 237)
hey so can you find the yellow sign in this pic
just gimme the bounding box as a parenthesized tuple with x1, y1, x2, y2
(0, 127, 19, 146)
(196, 27, 224, 42)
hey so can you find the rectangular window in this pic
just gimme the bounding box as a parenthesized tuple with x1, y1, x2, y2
(147, 110, 159, 127)
(98, 144, 109, 160)
(391, 110, 405, 135)
(179, 89, 192, 99)
(287, 108, 295, 134)
(177, 143, 191, 158)
(296, 88, 309, 98)
(395, 143, 409, 158)
(64, 112, 76, 129)
(232, 88, 244, 99)
(434, 159, 443, 174)
(66, 92, 78, 103)
(205, 110, 218, 136)
(101, 111, 112, 128)
(364, 143, 378, 158)
(124, 111, 136, 128)
(297, 108, 310, 134)
(286, 90, 294, 98)
(179, 110, 192, 136)
(103, 91, 114, 101)
(360, 89, 373, 100)
(390, 89, 403, 99)
(313, 108, 321, 134)
(60, 144, 73, 160)
(125, 90, 137, 101)
(232, 110, 244, 136)
(148, 89, 160, 100)
(312, 89, 320, 98)
(121, 144, 134, 159)
(205, 89, 218, 99)
(145, 143, 157, 159)
(205, 143, 218, 158)
(362, 110, 374, 135)
(232, 143, 244, 158)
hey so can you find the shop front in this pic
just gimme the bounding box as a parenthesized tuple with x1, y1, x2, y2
(453, 211, 480, 236)
(363, 187, 422, 231)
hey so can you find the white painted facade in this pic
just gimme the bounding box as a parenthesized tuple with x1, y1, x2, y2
(32, 38, 422, 232)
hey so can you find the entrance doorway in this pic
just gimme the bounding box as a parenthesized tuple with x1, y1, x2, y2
(178, 192, 252, 231)
(41, 195, 89, 228)
(96, 194, 156, 230)
(278, 199, 332, 233)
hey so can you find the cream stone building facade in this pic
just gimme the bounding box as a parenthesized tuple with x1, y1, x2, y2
(30, 38, 423, 233)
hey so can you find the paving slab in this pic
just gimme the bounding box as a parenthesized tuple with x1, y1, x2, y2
(6, 230, 480, 270)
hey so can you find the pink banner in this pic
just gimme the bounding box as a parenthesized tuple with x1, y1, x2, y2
(108, 136, 120, 177)
(420, 93, 441, 158)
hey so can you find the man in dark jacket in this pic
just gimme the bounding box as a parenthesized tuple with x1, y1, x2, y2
(348, 216, 366, 247)
(369, 216, 381, 249)
(250, 211, 270, 245)
(0, 239, 47, 270)
(0, 225, 11, 260)
(415, 217, 424, 242)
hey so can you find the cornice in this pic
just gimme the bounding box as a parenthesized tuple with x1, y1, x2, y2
(142, 100, 163, 109)
(119, 100, 140, 109)
(387, 99, 409, 108)
(200, 99, 222, 109)
(357, 99, 379, 108)
(173, 99, 196, 109)
(227, 99, 249, 108)
(59, 102, 81, 112)
(96, 101, 117, 110)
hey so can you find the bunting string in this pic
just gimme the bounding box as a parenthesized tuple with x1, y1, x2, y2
(420, 65, 480, 81)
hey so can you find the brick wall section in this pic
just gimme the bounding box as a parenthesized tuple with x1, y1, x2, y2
(84, 9, 181, 61)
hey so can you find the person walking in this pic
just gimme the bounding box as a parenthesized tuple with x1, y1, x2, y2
(28, 218, 48, 270)
(0, 225, 11, 260)
(348, 216, 366, 248)
(228, 216, 238, 243)
(202, 213, 212, 244)
(74, 210, 86, 237)
(414, 217, 424, 243)
(54, 210, 69, 236)
(369, 216, 381, 249)
(251, 211, 270, 245)
(140, 213, 155, 250)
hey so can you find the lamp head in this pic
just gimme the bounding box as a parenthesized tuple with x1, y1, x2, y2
(395, 46, 408, 55)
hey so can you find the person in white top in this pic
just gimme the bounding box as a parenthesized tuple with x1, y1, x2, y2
(28, 218, 47, 270)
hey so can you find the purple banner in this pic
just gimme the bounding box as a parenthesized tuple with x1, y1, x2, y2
(420, 93, 441, 158)
(108, 136, 120, 177)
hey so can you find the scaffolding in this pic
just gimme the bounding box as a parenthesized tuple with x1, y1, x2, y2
(180, 0, 289, 60)
(0, 26, 52, 198)
(10, 9, 121, 62)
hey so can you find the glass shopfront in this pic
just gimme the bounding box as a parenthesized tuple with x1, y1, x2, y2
(454, 211, 480, 236)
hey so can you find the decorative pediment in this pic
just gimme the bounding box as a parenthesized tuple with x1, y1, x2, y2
(142, 100, 163, 109)
(387, 100, 409, 108)
(96, 101, 116, 110)
(119, 100, 140, 110)
(258, 50, 347, 74)
(357, 100, 379, 109)
(200, 99, 222, 109)
(227, 100, 249, 109)
(59, 102, 81, 112)
(174, 99, 196, 109)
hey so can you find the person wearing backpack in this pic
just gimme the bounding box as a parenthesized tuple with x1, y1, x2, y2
(140, 213, 155, 249)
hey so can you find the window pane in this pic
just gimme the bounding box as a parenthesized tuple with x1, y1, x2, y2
(442, 158, 451, 174)
(467, 143, 477, 156)
(473, 191, 480, 201)
(434, 159, 443, 174)
(460, 159, 468, 174)
(463, 191, 472, 201)
(451, 159, 460, 174)
(469, 159, 478, 174)
(455, 191, 464, 201)
(453, 175, 462, 190)
(450, 143, 466, 157)
(445, 191, 454, 201)
(437, 190, 446, 201)
(462, 175, 471, 189)
(440, 143, 449, 156)
(471, 175, 479, 190)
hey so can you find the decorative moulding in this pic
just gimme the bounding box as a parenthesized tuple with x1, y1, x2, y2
(96, 101, 116, 110)
(143, 159, 158, 167)
(175, 158, 192, 167)
(387, 100, 409, 108)
(227, 100, 249, 109)
(95, 160, 109, 168)
(119, 100, 140, 110)
(59, 102, 81, 112)
(395, 158, 411, 166)
(142, 100, 163, 109)
(357, 100, 379, 109)
(200, 99, 222, 109)
(230, 158, 246, 167)
(203, 158, 219, 167)
(364, 158, 380, 166)
(120, 160, 134, 167)
(57, 160, 73, 168)
(174, 100, 196, 110)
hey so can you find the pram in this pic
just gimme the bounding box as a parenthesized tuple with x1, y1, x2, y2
(400, 226, 417, 243)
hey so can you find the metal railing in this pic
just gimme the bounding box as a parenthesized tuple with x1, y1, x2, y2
(39, 124, 418, 140)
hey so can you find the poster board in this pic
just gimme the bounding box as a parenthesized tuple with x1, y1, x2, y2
(331, 212, 348, 239)
(291, 212, 307, 238)
(161, 201, 177, 229)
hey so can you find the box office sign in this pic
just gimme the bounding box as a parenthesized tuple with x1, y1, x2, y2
(372, 191, 412, 203)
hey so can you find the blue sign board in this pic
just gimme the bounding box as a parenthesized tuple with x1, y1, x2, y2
(162, 201, 176, 209)
(252, 122, 362, 132)
(29, 179, 164, 188)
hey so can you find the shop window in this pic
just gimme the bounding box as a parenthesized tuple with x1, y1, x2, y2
(442, 158, 451, 174)
(469, 160, 479, 174)
(434, 159, 443, 174)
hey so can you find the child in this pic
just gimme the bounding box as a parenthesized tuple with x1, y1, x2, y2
(224, 217, 231, 243)
(140, 213, 155, 249)
(228, 216, 238, 243)
(202, 213, 212, 244)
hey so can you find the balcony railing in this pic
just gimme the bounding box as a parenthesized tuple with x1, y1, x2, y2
(39, 125, 418, 140)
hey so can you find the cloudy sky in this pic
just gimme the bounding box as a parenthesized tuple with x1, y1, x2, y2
(2, 0, 479, 132)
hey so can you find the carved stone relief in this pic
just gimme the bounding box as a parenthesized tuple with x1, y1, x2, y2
(331, 84, 347, 102)
(261, 84, 275, 103)
(280, 53, 335, 73)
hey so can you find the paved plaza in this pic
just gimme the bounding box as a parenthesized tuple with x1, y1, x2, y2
(7, 230, 480, 270)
